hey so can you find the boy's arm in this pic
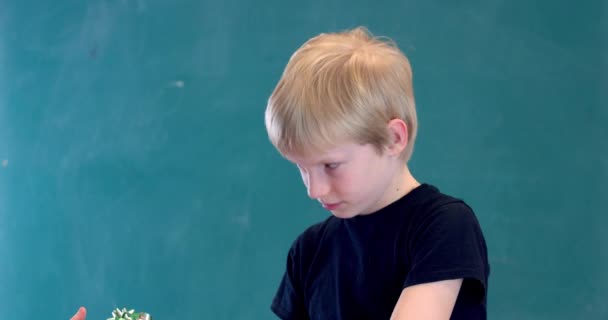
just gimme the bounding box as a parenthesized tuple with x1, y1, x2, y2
(390, 278, 462, 320)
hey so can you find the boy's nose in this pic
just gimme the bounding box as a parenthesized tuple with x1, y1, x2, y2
(306, 176, 330, 199)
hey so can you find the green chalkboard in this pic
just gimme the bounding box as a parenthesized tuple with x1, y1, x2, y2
(0, 0, 606, 319)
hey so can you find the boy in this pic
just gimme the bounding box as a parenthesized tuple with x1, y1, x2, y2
(265, 27, 489, 319)
(71, 26, 489, 320)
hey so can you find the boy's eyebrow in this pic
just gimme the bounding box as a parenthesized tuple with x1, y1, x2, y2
(313, 153, 347, 164)
(318, 156, 342, 163)
(287, 155, 343, 167)
(284, 147, 349, 165)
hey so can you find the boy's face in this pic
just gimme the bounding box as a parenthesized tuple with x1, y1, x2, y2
(284, 141, 400, 219)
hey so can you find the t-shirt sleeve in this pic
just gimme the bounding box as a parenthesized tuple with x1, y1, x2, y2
(271, 241, 309, 320)
(403, 201, 489, 302)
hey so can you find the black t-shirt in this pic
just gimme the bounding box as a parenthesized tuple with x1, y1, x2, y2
(271, 183, 490, 319)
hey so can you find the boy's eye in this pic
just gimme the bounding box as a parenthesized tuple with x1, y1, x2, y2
(325, 163, 340, 170)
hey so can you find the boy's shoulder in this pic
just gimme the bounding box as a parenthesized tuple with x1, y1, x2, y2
(371, 183, 475, 224)
(414, 184, 475, 216)
(408, 184, 481, 233)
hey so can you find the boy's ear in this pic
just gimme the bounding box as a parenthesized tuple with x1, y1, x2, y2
(385, 119, 409, 157)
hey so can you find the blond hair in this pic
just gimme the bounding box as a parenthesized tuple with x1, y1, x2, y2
(265, 27, 418, 161)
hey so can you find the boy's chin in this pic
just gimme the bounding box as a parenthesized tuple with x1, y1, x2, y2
(329, 207, 359, 219)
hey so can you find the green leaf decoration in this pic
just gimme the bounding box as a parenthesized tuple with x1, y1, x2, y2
(107, 308, 151, 320)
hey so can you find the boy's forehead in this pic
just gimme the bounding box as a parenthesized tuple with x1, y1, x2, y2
(283, 143, 353, 164)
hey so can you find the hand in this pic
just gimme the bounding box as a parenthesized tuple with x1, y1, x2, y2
(71, 307, 87, 320)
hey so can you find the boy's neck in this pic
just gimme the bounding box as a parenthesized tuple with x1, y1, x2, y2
(365, 164, 420, 216)
(389, 164, 420, 204)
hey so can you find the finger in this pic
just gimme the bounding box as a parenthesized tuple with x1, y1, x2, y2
(70, 306, 87, 320)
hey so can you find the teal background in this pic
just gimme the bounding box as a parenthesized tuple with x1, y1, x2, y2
(0, 0, 606, 319)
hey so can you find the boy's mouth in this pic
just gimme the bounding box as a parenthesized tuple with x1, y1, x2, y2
(321, 202, 342, 210)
